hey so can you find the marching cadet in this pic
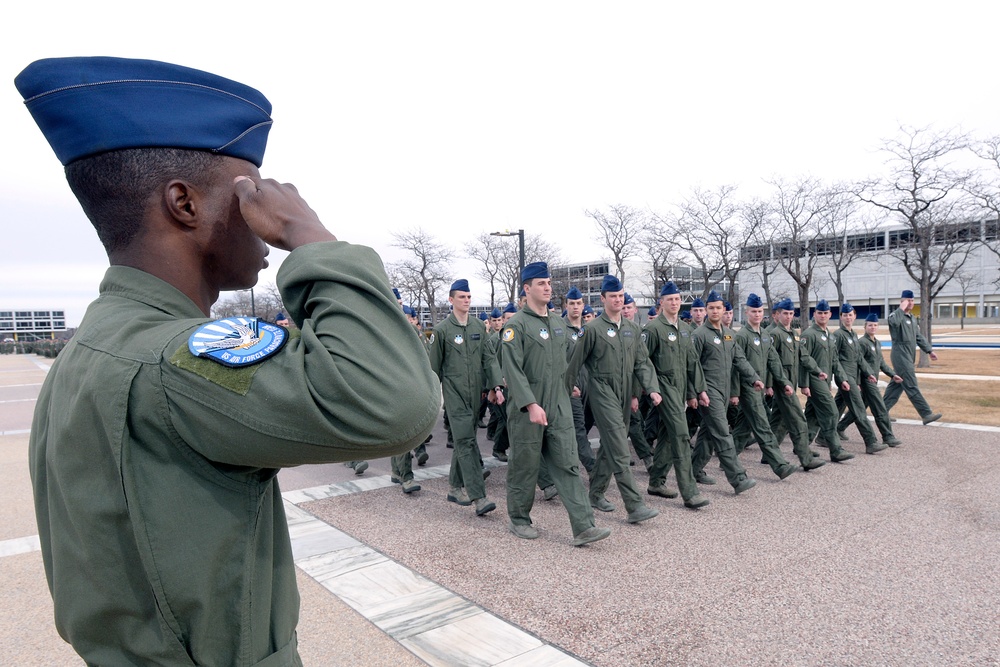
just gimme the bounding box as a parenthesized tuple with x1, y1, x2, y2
(566, 275, 661, 523)
(883, 289, 942, 424)
(831, 303, 886, 454)
(564, 286, 597, 474)
(642, 282, 711, 509)
(582, 304, 596, 324)
(623, 292, 654, 470)
(799, 300, 855, 462)
(501, 263, 610, 546)
(838, 313, 903, 446)
(730, 294, 800, 479)
(429, 279, 504, 516)
(690, 291, 761, 493)
(689, 297, 707, 328)
(722, 301, 735, 328)
(765, 299, 827, 470)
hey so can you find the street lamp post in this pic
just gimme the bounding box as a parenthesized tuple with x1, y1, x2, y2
(491, 229, 525, 294)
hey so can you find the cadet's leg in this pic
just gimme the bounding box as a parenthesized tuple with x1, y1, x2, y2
(650, 402, 699, 502)
(698, 394, 750, 488)
(899, 369, 934, 418)
(731, 403, 755, 453)
(809, 389, 853, 461)
(842, 382, 878, 448)
(882, 376, 903, 411)
(589, 386, 645, 513)
(449, 403, 487, 501)
(773, 392, 819, 467)
(506, 416, 542, 527)
(863, 381, 897, 441)
(690, 424, 714, 478)
(540, 405, 597, 536)
(492, 395, 509, 459)
(741, 391, 791, 473)
(628, 408, 653, 462)
(391, 451, 413, 481)
(570, 394, 596, 473)
(537, 458, 555, 492)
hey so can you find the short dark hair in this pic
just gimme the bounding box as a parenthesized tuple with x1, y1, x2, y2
(65, 147, 224, 253)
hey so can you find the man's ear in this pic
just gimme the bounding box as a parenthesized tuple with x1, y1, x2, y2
(163, 179, 201, 229)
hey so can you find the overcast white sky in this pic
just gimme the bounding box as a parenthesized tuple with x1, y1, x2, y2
(3, 1, 999, 325)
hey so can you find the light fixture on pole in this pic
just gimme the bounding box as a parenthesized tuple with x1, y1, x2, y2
(490, 228, 525, 289)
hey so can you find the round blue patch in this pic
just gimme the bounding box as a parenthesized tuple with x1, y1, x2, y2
(188, 317, 288, 367)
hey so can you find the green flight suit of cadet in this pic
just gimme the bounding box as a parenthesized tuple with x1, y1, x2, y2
(800, 300, 856, 462)
(428, 279, 504, 514)
(391, 304, 432, 492)
(690, 291, 760, 493)
(565, 275, 660, 521)
(642, 281, 710, 508)
(564, 287, 597, 474)
(623, 292, 654, 467)
(501, 263, 609, 545)
(729, 293, 799, 479)
(17, 56, 441, 667)
(838, 313, 903, 445)
(883, 289, 942, 424)
(765, 299, 827, 471)
(830, 303, 885, 454)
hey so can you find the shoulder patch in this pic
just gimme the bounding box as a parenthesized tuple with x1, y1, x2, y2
(502, 328, 515, 342)
(188, 317, 287, 367)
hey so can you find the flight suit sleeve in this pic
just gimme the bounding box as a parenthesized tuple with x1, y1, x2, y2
(632, 334, 659, 397)
(731, 342, 760, 387)
(481, 329, 503, 390)
(914, 321, 933, 354)
(798, 334, 821, 386)
(161, 241, 440, 468)
(887, 309, 905, 346)
(687, 345, 706, 399)
(765, 344, 790, 390)
(427, 323, 446, 382)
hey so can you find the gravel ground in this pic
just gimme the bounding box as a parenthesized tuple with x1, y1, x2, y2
(304, 423, 1000, 667)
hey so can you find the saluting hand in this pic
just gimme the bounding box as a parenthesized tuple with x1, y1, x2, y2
(234, 176, 336, 251)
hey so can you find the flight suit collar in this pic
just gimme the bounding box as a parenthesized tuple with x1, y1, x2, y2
(100, 265, 207, 319)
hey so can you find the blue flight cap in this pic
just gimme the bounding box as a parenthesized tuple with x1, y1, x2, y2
(15, 57, 273, 167)
(402, 306, 413, 316)
(490, 307, 502, 319)
(600, 275, 623, 293)
(392, 288, 401, 300)
(745, 293, 763, 308)
(547, 301, 555, 310)
(660, 282, 680, 296)
(865, 313, 879, 323)
(691, 297, 705, 308)
(841, 302, 854, 314)
(566, 286, 584, 300)
(901, 289, 914, 299)
(561, 309, 567, 317)
(450, 279, 470, 293)
(775, 298, 794, 311)
(681, 310, 691, 319)
(503, 302, 517, 314)
(583, 305, 594, 315)
(706, 290, 723, 304)
(724, 301, 733, 311)
(521, 262, 549, 282)
(816, 299, 831, 312)
(648, 306, 657, 317)
(478, 311, 489, 321)
(624, 292, 635, 305)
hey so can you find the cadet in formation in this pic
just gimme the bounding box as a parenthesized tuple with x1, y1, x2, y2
(563, 286, 597, 474)
(623, 292, 654, 470)
(883, 289, 942, 424)
(566, 275, 661, 523)
(17, 56, 440, 666)
(838, 312, 904, 446)
(501, 263, 610, 546)
(690, 291, 761, 494)
(429, 279, 504, 516)
(800, 300, 856, 462)
(642, 282, 711, 509)
(831, 303, 886, 454)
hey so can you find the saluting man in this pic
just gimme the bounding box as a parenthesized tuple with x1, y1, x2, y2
(565, 275, 661, 523)
(883, 289, 942, 424)
(831, 303, 885, 454)
(502, 263, 610, 546)
(428, 279, 504, 517)
(799, 300, 855, 462)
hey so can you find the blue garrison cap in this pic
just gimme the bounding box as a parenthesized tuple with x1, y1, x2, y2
(601, 275, 623, 293)
(561, 309, 567, 317)
(624, 292, 635, 305)
(490, 307, 502, 318)
(865, 313, 879, 323)
(402, 306, 413, 316)
(706, 290, 723, 304)
(841, 302, 854, 314)
(660, 281, 680, 296)
(681, 310, 691, 319)
(275, 312, 286, 321)
(746, 293, 763, 308)
(15, 57, 273, 167)
(450, 279, 470, 293)
(724, 301, 733, 311)
(547, 301, 555, 310)
(775, 297, 794, 311)
(392, 288, 401, 300)
(583, 305, 595, 315)
(901, 289, 914, 299)
(521, 262, 549, 282)
(566, 286, 584, 300)
(648, 306, 657, 317)
(478, 311, 489, 321)
(815, 299, 831, 312)
(503, 302, 517, 314)
(691, 297, 705, 308)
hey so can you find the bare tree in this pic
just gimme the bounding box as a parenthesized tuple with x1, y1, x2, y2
(817, 185, 882, 306)
(741, 197, 782, 310)
(494, 233, 563, 304)
(854, 125, 976, 366)
(586, 204, 645, 284)
(968, 134, 1000, 261)
(390, 228, 452, 324)
(767, 176, 831, 314)
(952, 270, 980, 330)
(641, 221, 684, 298)
(212, 284, 286, 322)
(467, 233, 507, 308)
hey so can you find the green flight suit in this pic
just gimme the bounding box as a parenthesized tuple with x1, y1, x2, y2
(839, 333, 898, 441)
(691, 322, 757, 487)
(642, 314, 705, 501)
(429, 314, 502, 502)
(565, 318, 596, 473)
(392, 323, 435, 482)
(766, 322, 824, 467)
(730, 324, 794, 473)
(29, 242, 439, 667)
(566, 313, 659, 511)
(501, 308, 596, 535)
(831, 323, 879, 447)
(800, 321, 851, 458)
(883, 307, 936, 418)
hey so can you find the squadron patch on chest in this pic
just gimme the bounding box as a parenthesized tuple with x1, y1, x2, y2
(668, 332, 677, 342)
(539, 328, 550, 340)
(713, 336, 721, 344)
(188, 317, 287, 368)
(607, 328, 617, 338)
(454, 334, 464, 345)
(753, 337, 761, 346)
